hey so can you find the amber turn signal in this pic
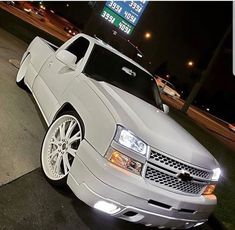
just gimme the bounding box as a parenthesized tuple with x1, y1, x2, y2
(203, 185, 216, 195)
(110, 150, 142, 175)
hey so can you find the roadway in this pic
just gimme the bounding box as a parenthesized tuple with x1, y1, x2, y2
(0, 2, 71, 42)
(161, 94, 235, 151)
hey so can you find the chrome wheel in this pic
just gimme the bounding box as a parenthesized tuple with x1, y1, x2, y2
(41, 113, 82, 183)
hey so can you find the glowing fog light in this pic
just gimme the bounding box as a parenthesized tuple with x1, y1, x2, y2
(212, 168, 221, 181)
(194, 221, 205, 227)
(94, 201, 120, 214)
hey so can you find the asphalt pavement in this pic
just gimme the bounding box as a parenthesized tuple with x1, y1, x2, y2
(0, 28, 46, 186)
(0, 168, 149, 230)
(0, 168, 215, 230)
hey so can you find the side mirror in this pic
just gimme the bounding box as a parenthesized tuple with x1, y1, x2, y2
(163, 104, 169, 114)
(56, 50, 77, 70)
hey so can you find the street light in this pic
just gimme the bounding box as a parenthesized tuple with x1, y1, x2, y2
(187, 60, 194, 67)
(144, 32, 152, 40)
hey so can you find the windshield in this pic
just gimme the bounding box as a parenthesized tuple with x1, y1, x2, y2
(84, 45, 163, 110)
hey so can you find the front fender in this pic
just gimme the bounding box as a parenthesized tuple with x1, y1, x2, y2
(59, 79, 116, 156)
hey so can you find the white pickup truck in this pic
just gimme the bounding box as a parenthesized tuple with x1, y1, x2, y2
(16, 33, 221, 229)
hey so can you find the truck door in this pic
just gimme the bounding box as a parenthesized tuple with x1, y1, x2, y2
(32, 37, 90, 124)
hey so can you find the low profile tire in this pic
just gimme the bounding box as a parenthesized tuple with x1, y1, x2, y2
(41, 111, 83, 186)
(16, 54, 30, 90)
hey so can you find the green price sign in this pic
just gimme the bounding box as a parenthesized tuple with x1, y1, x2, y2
(100, 6, 134, 35)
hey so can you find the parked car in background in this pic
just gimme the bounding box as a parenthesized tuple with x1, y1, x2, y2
(16, 33, 220, 229)
(155, 76, 181, 99)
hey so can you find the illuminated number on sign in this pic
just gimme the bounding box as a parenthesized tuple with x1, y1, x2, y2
(129, 1, 142, 13)
(101, 10, 115, 24)
(119, 22, 131, 35)
(108, 1, 122, 13)
(124, 11, 136, 23)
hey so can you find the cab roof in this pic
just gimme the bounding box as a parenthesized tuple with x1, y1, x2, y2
(80, 33, 152, 76)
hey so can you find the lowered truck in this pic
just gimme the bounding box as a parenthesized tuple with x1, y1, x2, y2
(16, 33, 221, 229)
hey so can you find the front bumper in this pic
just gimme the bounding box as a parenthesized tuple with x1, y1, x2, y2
(67, 140, 217, 229)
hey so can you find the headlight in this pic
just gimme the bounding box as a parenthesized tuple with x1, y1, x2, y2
(212, 168, 221, 181)
(115, 126, 149, 157)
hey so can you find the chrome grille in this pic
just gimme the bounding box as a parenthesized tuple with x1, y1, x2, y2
(145, 166, 206, 195)
(149, 151, 211, 179)
(144, 150, 212, 195)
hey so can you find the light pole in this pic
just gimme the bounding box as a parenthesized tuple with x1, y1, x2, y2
(181, 25, 231, 113)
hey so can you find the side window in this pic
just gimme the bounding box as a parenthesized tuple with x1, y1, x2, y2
(66, 37, 89, 64)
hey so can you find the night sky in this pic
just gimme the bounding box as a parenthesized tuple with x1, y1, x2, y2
(45, 1, 233, 122)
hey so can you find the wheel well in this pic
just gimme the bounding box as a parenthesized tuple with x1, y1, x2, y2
(22, 52, 30, 64)
(55, 103, 85, 139)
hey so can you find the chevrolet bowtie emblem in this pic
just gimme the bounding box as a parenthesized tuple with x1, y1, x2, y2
(177, 171, 193, 182)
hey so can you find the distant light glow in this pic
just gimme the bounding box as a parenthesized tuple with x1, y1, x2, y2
(144, 32, 151, 39)
(23, 8, 31, 13)
(40, 5, 46, 10)
(187, 61, 194, 67)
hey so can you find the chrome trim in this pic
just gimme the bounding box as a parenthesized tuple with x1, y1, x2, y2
(143, 147, 212, 196)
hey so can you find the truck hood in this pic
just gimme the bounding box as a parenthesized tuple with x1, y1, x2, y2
(87, 79, 219, 170)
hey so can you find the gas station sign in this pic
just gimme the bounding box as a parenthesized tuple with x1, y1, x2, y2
(101, 1, 148, 35)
